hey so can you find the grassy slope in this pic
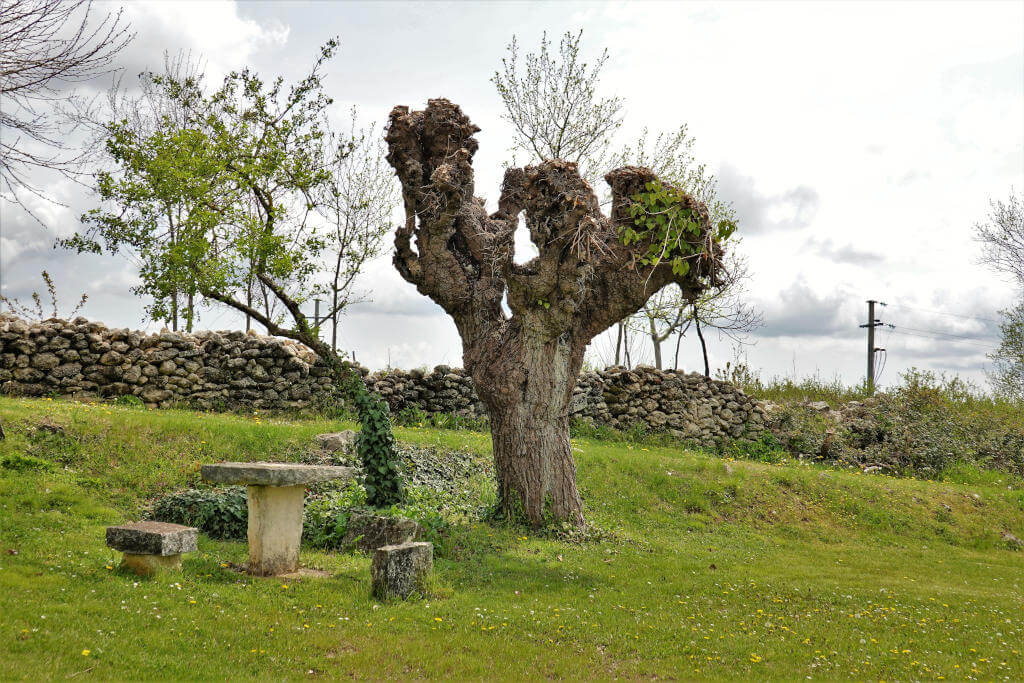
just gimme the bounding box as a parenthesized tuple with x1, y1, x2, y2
(0, 396, 1022, 680)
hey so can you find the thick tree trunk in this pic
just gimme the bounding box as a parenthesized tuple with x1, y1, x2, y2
(471, 333, 585, 527)
(490, 399, 583, 527)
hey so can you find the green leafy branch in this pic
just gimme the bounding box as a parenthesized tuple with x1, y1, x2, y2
(619, 181, 735, 277)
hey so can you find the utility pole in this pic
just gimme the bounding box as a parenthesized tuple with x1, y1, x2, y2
(859, 299, 886, 394)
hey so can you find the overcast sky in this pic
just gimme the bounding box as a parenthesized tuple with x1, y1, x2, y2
(2, 0, 1022, 388)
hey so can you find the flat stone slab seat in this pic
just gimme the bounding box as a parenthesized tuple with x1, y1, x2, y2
(201, 462, 355, 576)
(106, 521, 198, 576)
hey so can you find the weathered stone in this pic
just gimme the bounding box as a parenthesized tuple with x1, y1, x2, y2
(371, 542, 433, 599)
(246, 484, 305, 576)
(140, 386, 172, 403)
(31, 352, 60, 370)
(99, 350, 123, 365)
(106, 521, 198, 555)
(316, 430, 356, 454)
(201, 462, 355, 487)
(343, 512, 418, 552)
(120, 552, 184, 576)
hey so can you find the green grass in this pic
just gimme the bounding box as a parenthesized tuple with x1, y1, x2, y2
(1, 396, 1022, 680)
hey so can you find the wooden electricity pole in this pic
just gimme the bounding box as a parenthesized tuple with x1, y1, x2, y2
(859, 299, 885, 394)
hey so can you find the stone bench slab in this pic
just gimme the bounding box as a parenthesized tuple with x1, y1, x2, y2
(106, 521, 198, 556)
(201, 462, 355, 487)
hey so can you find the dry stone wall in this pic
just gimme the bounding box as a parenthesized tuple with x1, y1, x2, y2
(0, 315, 767, 443)
(0, 314, 341, 410)
(370, 366, 767, 444)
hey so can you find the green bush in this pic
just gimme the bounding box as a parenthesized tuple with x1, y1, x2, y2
(302, 481, 367, 549)
(114, 394, 144, 408)
(149, 486, 248, 539)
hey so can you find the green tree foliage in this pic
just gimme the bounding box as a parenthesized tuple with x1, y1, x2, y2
(63, 40, 403, 506)
(492, 29, 623, 180)
(988, 302, 1024, 401)
(974, 190, 1024, 398)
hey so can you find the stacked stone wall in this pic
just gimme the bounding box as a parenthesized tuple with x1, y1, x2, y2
(0, 315, 766, 443)
(370, 366, 767, 444)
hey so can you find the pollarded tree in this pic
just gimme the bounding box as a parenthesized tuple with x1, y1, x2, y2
(385, 99, 730, 526)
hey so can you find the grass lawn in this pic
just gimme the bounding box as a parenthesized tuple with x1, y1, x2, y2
(1, 396, 1022, 680)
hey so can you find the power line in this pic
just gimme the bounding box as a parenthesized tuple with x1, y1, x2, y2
(887, 328, 994, 350)
(891, 324, 994, 343)
(886, 302, 1001, 325)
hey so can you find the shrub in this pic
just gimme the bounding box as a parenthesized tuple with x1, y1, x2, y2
(149, 486, 248, 539)
(302, 481, 367, 549)
(767, 405, 832, 457)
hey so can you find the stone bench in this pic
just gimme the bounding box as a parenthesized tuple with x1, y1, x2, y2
(201, 462, 355, 576)
(106, 521, 198, 576)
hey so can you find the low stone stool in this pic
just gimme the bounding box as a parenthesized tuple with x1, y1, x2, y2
(371, 541, 433, 600)
(106, 521, 198, 576)
(201, 462, 354, 576)
(343, 512, 418, 552)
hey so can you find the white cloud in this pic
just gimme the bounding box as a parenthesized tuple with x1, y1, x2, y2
(111, 0, 289, 82)
(2, 0, 1021, 389)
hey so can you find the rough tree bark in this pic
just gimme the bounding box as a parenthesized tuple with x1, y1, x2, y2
(385, 99, 720, 527)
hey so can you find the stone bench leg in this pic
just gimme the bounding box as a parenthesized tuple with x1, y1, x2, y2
(121, 553, 183, 576)
(247, 484, 305, 576)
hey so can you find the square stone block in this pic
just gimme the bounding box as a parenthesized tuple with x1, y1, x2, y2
(106, 521, 198, 556)
(371, 542, 433, 600)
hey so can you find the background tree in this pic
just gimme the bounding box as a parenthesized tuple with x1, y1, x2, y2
(975, 190, 1024, 398)
(385, 99, 731, 526)
(317, 109, 397, 353)
(0, 0, 132, 212)
(492, 30, 623, 183)
(65, 51, 208, 331)
(678, 254, 762, 375)
(64, 42, 403, 506)
(975, 190, 1024, 287)
(632, 285, 687, 370)
(987, 302, 1024, 401)
(494, 30, 759, 372)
